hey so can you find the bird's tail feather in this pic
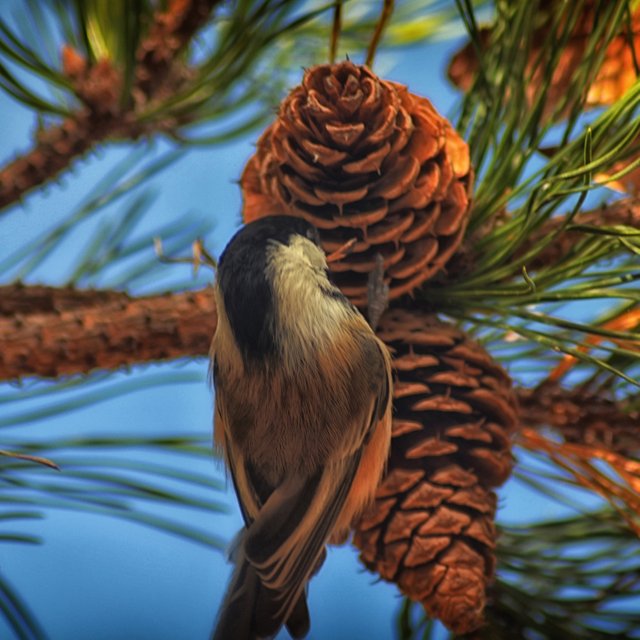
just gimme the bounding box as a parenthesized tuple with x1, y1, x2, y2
(212, 543, 310, 640)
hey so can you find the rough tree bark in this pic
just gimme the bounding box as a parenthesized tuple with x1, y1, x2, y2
(0, 285, 215, 380)
(0, 283, 635, 444)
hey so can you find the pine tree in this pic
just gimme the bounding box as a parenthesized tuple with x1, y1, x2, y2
(1, 1, 639, 638)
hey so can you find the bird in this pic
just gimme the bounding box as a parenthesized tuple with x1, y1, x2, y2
(210, 215, 392, 640)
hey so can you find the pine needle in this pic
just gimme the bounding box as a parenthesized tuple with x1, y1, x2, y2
(519, 428, 640, 535)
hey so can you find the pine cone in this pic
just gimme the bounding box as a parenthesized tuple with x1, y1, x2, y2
(241, 61, 473, 306)
(448, 1, 640, 119)
(353, 309, 518, 634)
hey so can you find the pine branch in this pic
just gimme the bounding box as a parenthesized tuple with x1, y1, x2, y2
(0, 0, 478, 213)
(135, 0, 222, 100)
(0, 107, 141, 211)
(0, 285, 216, 380)
(447, 197, 640, 279)
(518, 382, 639, 456)
(520, 197, 640, 272)
(0, 0, 219, 213)
(2, 285, 637, 452)
(0, 283, 132, 316)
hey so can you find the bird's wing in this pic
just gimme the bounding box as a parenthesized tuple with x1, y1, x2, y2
(214, 398, 260, 527)
(214, 365, 313, 638)
(242, 372, 388, 638)
(370, 339, 392, 431)
(213, 340, 391, 639)
(243, 447, 364, 638)
(212, 354, 262, 527)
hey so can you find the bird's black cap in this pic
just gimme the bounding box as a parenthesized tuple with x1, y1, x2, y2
(217, 216, 322, 362)
(219, 216, 321, 271)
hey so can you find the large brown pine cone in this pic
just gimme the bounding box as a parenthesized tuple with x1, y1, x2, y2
(353, 309, 518, 634)
(449, 1, 640, 120)
(241, 61, 473, 306)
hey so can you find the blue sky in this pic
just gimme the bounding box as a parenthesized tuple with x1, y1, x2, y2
(0, 4, 606, 639)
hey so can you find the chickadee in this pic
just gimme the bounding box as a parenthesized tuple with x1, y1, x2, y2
(210, 216, 392, 640)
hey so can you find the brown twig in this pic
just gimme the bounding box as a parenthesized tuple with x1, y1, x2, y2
(365, 0, 394, 67)
(0, 285, 216, 380)
(0, 109, 135, 212)
(0, 449, 59, 470)
(135, 0, 221, 101)
(547, 307, 640, 382)
(0, 283, 131, 316)
(329, 1, 343, 64)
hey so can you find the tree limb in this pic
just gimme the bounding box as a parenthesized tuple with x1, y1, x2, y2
(2, 284, 638, 464)
(521, 198, 640, 271)
(518, 382, 639, 456)
(0, 285, 216, 380)
(0, 109, 146, 212)
(0, 0, 219, 213)
(446, 198, 640, 278)
(0, 283, 133, 316)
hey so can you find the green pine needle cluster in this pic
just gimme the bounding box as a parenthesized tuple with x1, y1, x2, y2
(421, 0, 640, 395)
